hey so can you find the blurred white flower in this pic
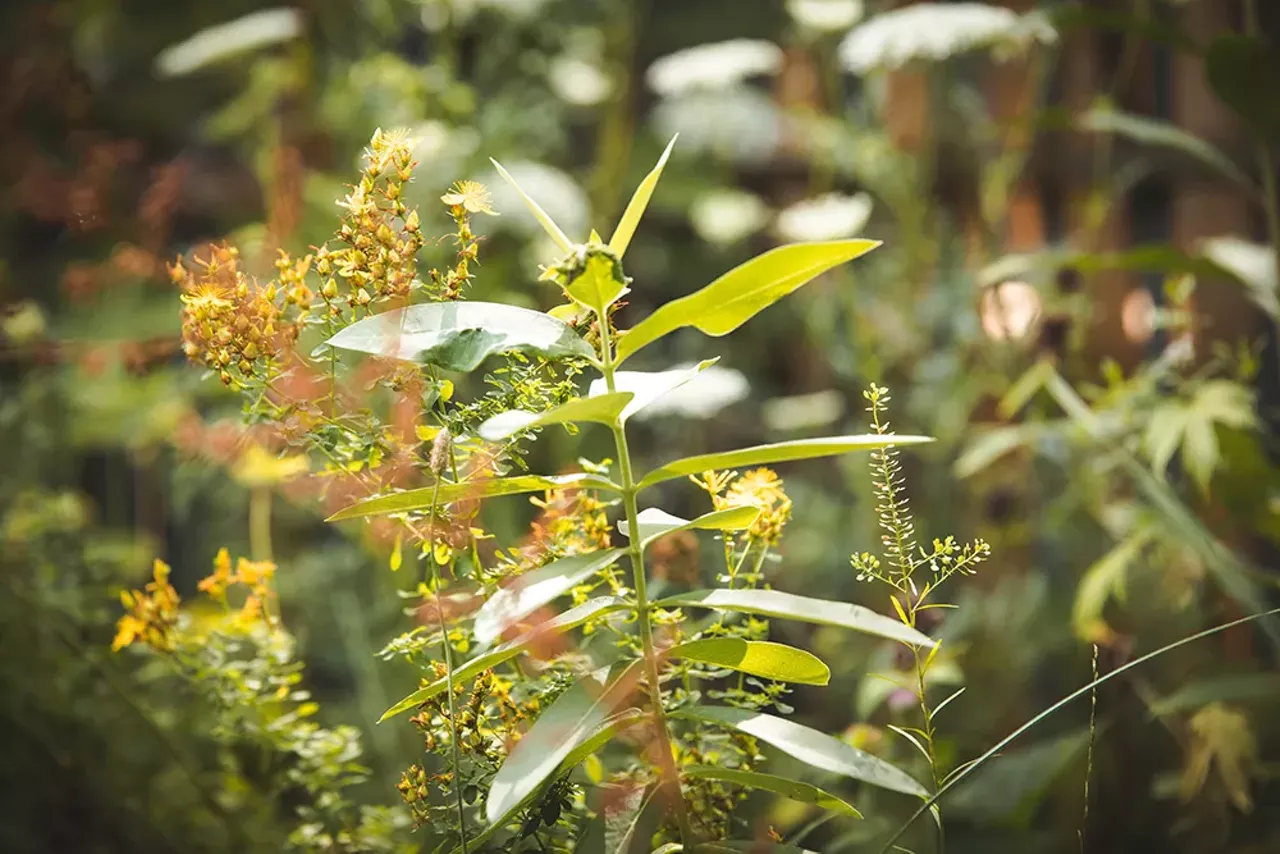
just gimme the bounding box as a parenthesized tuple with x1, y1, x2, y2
(548, 56, 612, 106)
(690, 190, 771, 247)
(1199, 235, 1280, 318)
(762, 389, 845, 432)
(646, 39, 784, 97)
(155, 8, 303, 78)
(787, 0, 864, 33)
(421, 0, 548, 30)
(482, 161, 589, 243)
(630, 363, 749, 421)
(775, 192, 873, 242)
(839, 3, 1056, 75)
(653, 89, 782, 165)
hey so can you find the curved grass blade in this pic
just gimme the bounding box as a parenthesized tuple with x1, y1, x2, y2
(692, 841, 821, 853)
(472, 549, 625, 648)
(609, 135, 678, 258)
(328, 473, 620, 522)
(378, 597, 628, 722)
(637, 435, 932, 491)
(674, 705, 926, 797)
(682, 765, 860, 818)
(669, 638, 830, 686)
(615, 240, 880, 365)
(655, 588, 934, 647)
(876, 606, 1280, 853)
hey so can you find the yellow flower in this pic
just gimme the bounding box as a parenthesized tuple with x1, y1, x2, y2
(198, 547, 234, 599)
(721, 468, 792, 546)
(235, 557, 277, 588)
(231, 445, 309, 488)
(112, 614, 146, 651)
(441, 180, 497, 216)
(113, 559, 181, 652)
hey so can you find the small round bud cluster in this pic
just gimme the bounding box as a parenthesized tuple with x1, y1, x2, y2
(174, 244, 292, 387)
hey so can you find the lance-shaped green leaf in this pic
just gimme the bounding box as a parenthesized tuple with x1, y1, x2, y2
(566, 250, 629, 311)
(617, 506, 759, 549)
(587, 359, 719, 422)
(452, 707, 646, 854)
(379, 597, 627, 722)
(490, 158, 574, 252)
(328, 472, 620, 522)
(637, 435, 932, 491)
(1078, 106, 1254, 191)
(473, 549, 625, 648)
(673, 705, 927, 797)
(326, 301, 593, 371)
(654, 588, 934, 647)
(615, 239, 880, 365)
(668, 638, 830, 686)
(682, 766, 861, 818)
(485, 662, 642, 824)
(477, 393, 634, 441)
(609, 134, 677, 258)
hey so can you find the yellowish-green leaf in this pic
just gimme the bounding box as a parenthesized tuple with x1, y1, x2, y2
(477, 393, 633, 442)
(378, 596, 627, 722)
(617, 505, 759, 549)
(587, 359, 719, 422)
(1072, 527, 1156, 640)
(673, 705, 927, 797)
(637, 435, 932, 491)
(615, 239, 880, 364)
(327, 473, 620, 522)
(681, 765, 861, 818)
(654, 588, 934, 647)
(566, 251, 629, 311)
(668, 638, 830, 685)
(472, 549, 625, 647)
(609, 134, 677, 258)
(490, 157, 574, 252)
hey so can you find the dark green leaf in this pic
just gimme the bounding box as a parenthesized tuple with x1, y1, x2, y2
(682, 765, 861, 818)
(669, 638, 830, 685)
(637, 435, 931, 490)
(326, 301, 594, 372)
(655, 588, 934, 647)
(1078, 106, 1253, 190)
(1150, 674, 1280, 716)
(327, 473, 620, 522)
(615, 240, 880, 364)
(673, 705, 926, 797)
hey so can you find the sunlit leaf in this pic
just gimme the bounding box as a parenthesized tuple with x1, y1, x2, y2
(682, 765, 860, 818)
(673, 705, 927, 796)
(326, 301, 594, 372)
(637, 435, 931, 491)
(610, 135, 678, 257)
(477, 394, 633, 442)
(617, 506, 759, 549)
(692, 843, 820, 854)
(155, 8, 303, 78)
(490, 158, 575, 252)
(587, 359, 720, 422)
(486, 663, 640, 823)
(566, 251, 629, 312)
(615, 240, 880, 364)
(378, 597, 627, 722)
(327, 473, 620, 522)
(473, 549, 625, 648)
(655, 588, 934, 647)
(669, 638, 830, 685)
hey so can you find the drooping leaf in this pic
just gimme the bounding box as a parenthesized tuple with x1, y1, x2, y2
(1078, 106, 1253, 190)
(669, 638, 830, 685)
(674, 706, 926, 796)
(325, 301, 594, 371)
(636, 435, 931, 491)
(477, 393, 633, 442)
(588, 359, 720, 422)
(379, 597, 627, 721)
(327, 473, 620, 522)
(473, 549, 625, 648)
(486, 663, 640, 824)
(617, 506, 760, 549)
(490, 158, 575, 252)
(454, 708, 645, 854)
(1200, 236, 1280, 319)
(615, 240, 880, 365)
(655, 588, 934, 647)
(682, 766, 860, 818)
(610, 135, 678, 258)
(1072, 527, 1156, 640)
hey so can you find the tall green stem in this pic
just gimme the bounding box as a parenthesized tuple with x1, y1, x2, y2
(596, 308, 695, 845)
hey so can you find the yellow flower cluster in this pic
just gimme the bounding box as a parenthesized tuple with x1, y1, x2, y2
(174, 244, 291, 387)
(693, 467, 792, 546)
(197, 547, 279, 630)
(432, 180, 496, 300)
(113, 559, 180, 651)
